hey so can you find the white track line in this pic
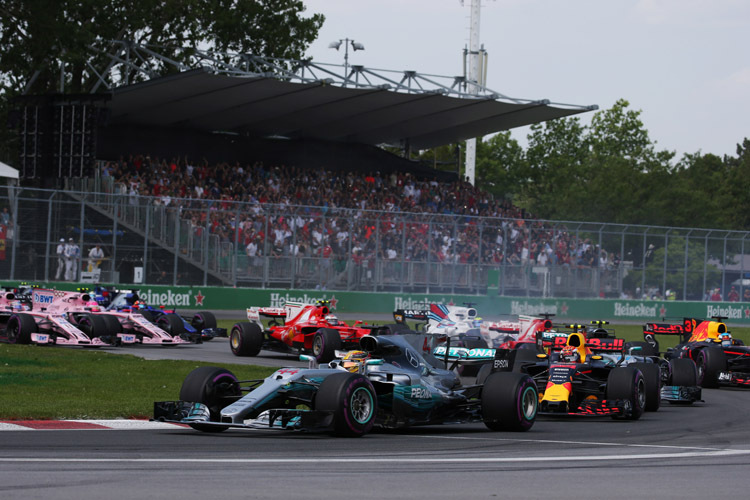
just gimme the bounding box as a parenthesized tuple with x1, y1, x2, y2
(1, 449, 749, 464)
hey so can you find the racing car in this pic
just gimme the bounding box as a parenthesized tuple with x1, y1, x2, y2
(642, 316, 750, 388)
(230, 300, 392, 363)
(27, 288, 188, 346)
(434, 321, 701, 410)
(393, 304, 554, 349)
(93, 287, 226, 342)
(0, 288, 115, 347)
(153, 332, 538, 436)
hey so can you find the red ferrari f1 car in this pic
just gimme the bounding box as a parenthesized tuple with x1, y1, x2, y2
(230, 300, 390, 362)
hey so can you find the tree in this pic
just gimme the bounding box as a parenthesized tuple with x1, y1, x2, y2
(474, 131, 525, 201)
(520, 115, 589, 219)
(0, 0, 324, 95)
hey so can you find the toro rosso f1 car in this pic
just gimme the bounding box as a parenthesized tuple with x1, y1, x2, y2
(153, 333, 538, 436)
(230, 300, 391, 363)
(643, 317, 750, 388)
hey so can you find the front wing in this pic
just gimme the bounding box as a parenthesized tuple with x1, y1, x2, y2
(660, 385, 702, 403)
(153, 401, 334, 432)
(717, 371, 750, 387)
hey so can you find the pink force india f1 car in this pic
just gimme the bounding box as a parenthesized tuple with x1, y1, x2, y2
(0, 288, 114, 347)
(0, 288, 187, 346)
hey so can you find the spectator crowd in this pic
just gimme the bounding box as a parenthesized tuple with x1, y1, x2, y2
(100, 154, 622, 276)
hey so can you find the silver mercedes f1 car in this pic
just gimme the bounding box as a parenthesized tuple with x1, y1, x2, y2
(153, 332, 538, 437)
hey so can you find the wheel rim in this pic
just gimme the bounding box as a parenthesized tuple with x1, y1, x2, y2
(636, 378, 646, 409)
(230, 330, 240, 350)
(521, 386, 537, 420)
(8, 319, 18, 342)
(696, 355, 705, 383)
(313, 334, 323, 356)
(350, 387, 374, 424)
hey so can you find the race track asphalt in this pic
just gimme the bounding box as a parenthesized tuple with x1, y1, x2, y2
(2, 330, 750, 499)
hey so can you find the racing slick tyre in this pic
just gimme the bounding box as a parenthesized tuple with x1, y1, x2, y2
(696, 347, 727, 388)
(481, 372, 537, 432)
(230, 322, 263, 357)
(669, 358, 698, 386)
(191, 312, 217, 341)
(632, 362, 661, 412)
(512, 349, 542, 373)
(314, 372, 377, 437)
(157, 313, 186, 337)
(6, 313, 36, 344)
(312, 328, 342, 363)
(606, 367, 646, 420)
(100, 314, 123, 335)
(625, 341, 658, 356)
(138, 309, 157, 323)
(77, 314, 108, 339)
(179, 366, 241, 433)
(476, 363, 492, 385)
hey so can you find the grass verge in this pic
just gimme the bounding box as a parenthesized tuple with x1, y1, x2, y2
(0, 344, 276, 420)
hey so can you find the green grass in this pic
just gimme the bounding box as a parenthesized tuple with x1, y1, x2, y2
(0, 344, 276, 420)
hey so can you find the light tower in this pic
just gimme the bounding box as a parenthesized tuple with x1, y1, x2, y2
(463, 0, 487, 186)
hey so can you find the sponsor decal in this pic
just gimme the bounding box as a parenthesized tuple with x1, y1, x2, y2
(410, 387, 431, 399)
(394, 297, 442, 310)
(140, 289, 192, 307)
(706, 305, 743, 320)
(613, 302, 659, 318)
(269, 292, 337, 309)
(33, 292, 54, 304)
(494, 358, 509, 369)
(433, 346, 496, 359)
(510, 301, 558, 316)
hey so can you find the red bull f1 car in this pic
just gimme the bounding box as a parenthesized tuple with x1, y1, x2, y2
(153, 332, 538, 436)
(643, 316, 750, 388)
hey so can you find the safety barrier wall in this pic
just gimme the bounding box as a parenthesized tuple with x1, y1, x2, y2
(18, 282, 750, 325)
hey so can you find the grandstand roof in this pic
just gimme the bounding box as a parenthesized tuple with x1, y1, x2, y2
(104, 67, 595, 150)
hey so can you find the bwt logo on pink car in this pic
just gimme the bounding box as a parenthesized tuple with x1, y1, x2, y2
(33, 292, 54, 304)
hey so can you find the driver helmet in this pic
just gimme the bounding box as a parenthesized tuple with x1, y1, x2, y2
(341, 350, 369, 373)
(720, 332, 732, 347)
(560, 345, 580, 363)
(324, 314, 339, 326)
(11, 300, 27, 311)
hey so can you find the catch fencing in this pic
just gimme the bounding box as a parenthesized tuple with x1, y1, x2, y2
(1, 181, 748, 301)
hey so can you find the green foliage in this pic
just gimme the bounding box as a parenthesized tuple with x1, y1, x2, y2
(475, 98, 749, 231)
(622, 235, 721, 299)
(0, 0, 324, 95)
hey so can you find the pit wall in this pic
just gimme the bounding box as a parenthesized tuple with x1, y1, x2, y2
(14, 283, 750, 325)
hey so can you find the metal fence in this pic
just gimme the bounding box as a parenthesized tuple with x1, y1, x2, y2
(1, 182, 749, 301)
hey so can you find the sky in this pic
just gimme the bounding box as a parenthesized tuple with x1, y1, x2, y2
(301, 0, 749, 160)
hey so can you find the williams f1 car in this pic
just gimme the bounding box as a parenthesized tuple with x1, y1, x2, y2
(154, 332, 538, 436)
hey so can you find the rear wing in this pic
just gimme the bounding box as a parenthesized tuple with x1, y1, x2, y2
(535, 330, 625, 352)
(643, 318, 696, 347)
(247, 306, 287, 325)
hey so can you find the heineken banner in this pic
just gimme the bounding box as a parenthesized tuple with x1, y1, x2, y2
(19, 282, 750, 324)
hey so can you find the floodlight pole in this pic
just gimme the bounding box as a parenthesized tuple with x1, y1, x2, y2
(329, 38, 365, 85)
(464, 0, 485, 186)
